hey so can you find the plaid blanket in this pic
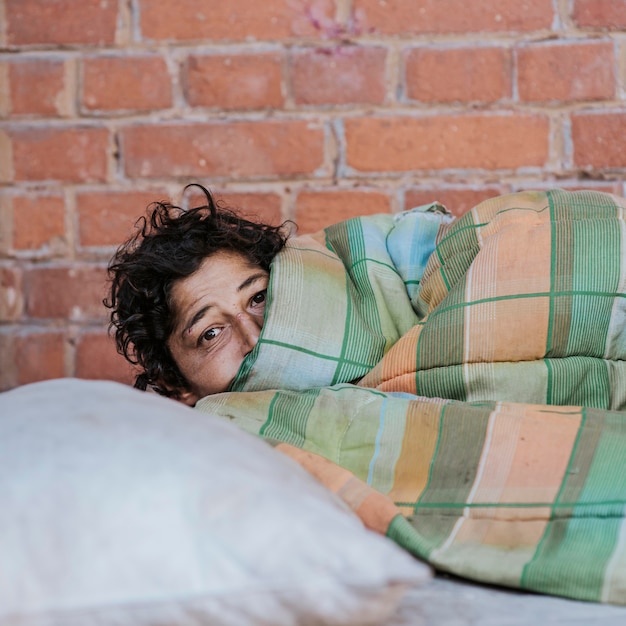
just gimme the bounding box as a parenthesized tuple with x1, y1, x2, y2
(196, 189, 626, 604)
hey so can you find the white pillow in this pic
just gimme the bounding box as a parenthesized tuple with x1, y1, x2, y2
(0, 379, 430, 626)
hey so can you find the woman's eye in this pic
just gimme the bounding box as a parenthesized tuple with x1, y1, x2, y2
(251, 290, 267, 306)
(201, 327, 222, 343)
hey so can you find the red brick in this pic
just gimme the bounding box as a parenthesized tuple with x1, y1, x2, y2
(0, 267, 23, 321)
(122, 121, 325, 179)
(573, 0, 626, 29)
(77, 190, 167, 247)
(405, 47, 511, 104)
(0, 65, 7, 118)
(405, 187, 504, 218)
(572, 112, 626, 169)
(352, 0, 554, 35)
(517, 41, 615, 103)
(12, 193, 66, 251)
(7, 59, 71, 117)
(0, 130, 11, 182)
(25, 265, 109, 320)
(140, 0, 337, 41)
(75, 331, 136, 385)
(215, 192, 284, 226)
(185, 53, 283, 110)
(82, 56, 173, 113)
(294, 189, 391, 233)
(14, 331, 66, 386)
(345, 114, 549, 171)
(6, 0, 118, 46)
(291, 46, 387, 105)
(9, 127, 109, 182)
(0, 194, 9, 251)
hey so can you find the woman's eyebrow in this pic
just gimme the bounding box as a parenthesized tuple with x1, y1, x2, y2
(237, 272, 268, 292)
(182, 305, 210, 339)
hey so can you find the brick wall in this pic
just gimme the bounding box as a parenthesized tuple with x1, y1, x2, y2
(1, 0, 626, 390)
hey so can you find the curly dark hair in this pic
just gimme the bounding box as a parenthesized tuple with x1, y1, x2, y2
(105, 184, 290, 398)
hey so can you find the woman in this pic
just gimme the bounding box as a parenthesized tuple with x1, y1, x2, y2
(106, 185, 290, 405)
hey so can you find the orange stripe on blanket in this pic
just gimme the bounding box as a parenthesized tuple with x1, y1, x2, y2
(478, 404, 582, 504)
(464, 215, 552, 364)
(275, 443, 401, 535)
(387, 400, 442, 509)
(441, 403, 582, 548)
(358, 324, 422, 393)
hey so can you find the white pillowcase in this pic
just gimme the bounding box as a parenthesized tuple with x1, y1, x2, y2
(0, 379, 431, 626)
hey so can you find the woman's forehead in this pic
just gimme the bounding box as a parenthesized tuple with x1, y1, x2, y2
(170, 250, 267, 319)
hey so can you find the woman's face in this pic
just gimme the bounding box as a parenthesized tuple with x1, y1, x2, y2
(167, 250, 269, 405)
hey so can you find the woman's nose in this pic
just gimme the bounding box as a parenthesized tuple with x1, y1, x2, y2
(236, 312, 262, 354)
